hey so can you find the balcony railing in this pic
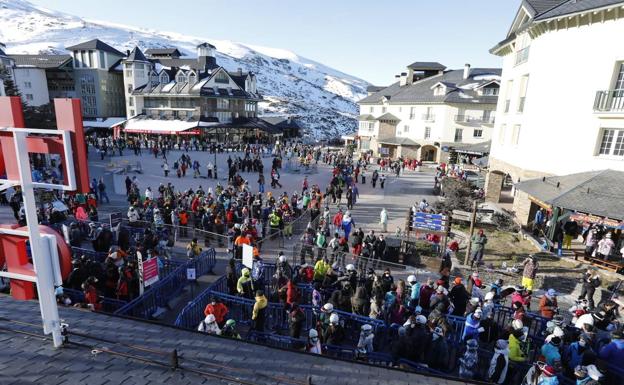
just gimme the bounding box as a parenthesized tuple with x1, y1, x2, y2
(422, 114, 435, 122)
(454, 115, 496, 124)
(594, 90, 624, 112)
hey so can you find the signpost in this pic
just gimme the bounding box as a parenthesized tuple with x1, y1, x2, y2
(242, 244, 254, 269)
(187, 267, 197, 298)
(136, 250, 159, 295)
(411, 212, 447, 232)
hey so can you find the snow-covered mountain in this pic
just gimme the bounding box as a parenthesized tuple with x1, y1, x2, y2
(0, 0, 369, 139)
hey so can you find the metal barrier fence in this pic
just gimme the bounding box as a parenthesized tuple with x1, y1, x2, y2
(62, 287, 127, 313)
(290, 242, 408, 273)
(114, 249, 216, 319)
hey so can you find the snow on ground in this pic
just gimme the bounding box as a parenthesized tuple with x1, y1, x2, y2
(0, 0, 370, 140)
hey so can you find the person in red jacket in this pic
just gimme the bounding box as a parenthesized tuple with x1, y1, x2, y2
(204, 297, 229, 327)
(285, 280, 300, 308)
(83, 276, 102, 311)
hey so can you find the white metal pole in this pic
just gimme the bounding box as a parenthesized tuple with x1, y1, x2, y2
(13, 132, 63, 347)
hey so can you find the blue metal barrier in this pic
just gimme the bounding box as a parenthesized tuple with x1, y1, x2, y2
(114, 249, 216, 319)
(62, 287, 127, 313)
(70, 247, 108, 263)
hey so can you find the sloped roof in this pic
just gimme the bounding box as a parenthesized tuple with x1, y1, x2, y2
(524, 0, 568, 16)
(9, 54, 72, 69)
(126, 47, 148, 62)
(145, 48, 184, 57)
(357, 114, 376, 121)
(366, 85, 385, 93)
(515, 169, 624, 220)
(453, 140, 491, 155)
(378, 136, 420, 146)
(261, 116, 302, 129)
(534, 0, 624, 21)
(358, 68, 501, 105)
(407, 62, 447, 71)
(376, 112, 401, 121)
(66, 39, 124, 56)
(0, 295, 458, 385)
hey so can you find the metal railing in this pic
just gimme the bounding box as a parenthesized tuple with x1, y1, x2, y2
(453, 115, 496, 124)
(594, 89, 624, 112)
(114, 249, 216, 319)
(61, 287, 127, 313)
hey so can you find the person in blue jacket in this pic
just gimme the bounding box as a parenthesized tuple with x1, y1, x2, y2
(462, 308, 484, 341)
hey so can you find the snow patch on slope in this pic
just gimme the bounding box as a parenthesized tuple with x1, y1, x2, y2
(0, 0, 370, 140)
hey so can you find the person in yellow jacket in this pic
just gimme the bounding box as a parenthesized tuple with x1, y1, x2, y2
(252, 290, 268, 331)
(508, 327, 528, 363)
(236, 268, 253, 298)
(313, 258, 330, 282)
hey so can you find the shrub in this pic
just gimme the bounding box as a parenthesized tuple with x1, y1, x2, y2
(435, 178, 473, 212)
(491, 212, 520, 232)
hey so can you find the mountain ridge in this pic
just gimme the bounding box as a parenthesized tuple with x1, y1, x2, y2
(0, 0, 369, 139)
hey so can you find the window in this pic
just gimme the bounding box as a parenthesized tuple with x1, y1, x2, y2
(215, 71, 229, 84)
(99, 51, 106, 69)
(369, 106, 374, 113)
(80, 51, 87, 68)
(25, 94, 33, 101)
(424, 127, 431, 139)
(381, 106, 387, 113)
(517, 75, 529, 113)
(504, 80, 513, 113)
(473, 129, 483, 138)
(483, 87, 499, 96)
(128, 97, 134, 107)
(176, 73, 187, 83)
(217, 99, 229, 109)
(514, 33, 530, 66)
(88, 51, 94, 68)
(498, 124, 506, 145)
(127, 84, 133, 93)
(409, 107, 416, 119)
(361, 139, 370, 150)
(433, 85, 445, 96)
(24, 81, 31, 89)
(511, 124, 521, 145)
(129, 109, 135, 116)
(482, 110, 492, 123)
(403, 125, 409, 133)
(454, 128, 463, 142)
(598, 128, 624, 156)
(160, 74, 169, 84)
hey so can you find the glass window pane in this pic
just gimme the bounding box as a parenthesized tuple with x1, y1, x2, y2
(613, 130, 624, 156)
(599, 129, 614, 155)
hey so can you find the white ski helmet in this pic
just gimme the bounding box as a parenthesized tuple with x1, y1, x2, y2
(322, 303, 334, 312)
(309, 329, 318, 338)
(278, 255, 287, 263)
(329, 313, 339, 325)
(512, 319, 524, 331)
(361, 324, 373, 332)
(346, 264, 355, 272)
(484, 292, 495, 301)
(407, 275, 417, 284)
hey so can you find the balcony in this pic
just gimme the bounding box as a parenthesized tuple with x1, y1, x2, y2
(594, 90, 624, 113)
(454, 115, 496, 124)
(422, 114, 435, 122)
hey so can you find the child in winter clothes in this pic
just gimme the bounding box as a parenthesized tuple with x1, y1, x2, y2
(459, 339, 479, 379)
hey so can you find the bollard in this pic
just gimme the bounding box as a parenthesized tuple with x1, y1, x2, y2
(171, 348, 179, 369)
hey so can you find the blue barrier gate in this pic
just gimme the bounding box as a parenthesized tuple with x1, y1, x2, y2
(115, 249, 216, 319)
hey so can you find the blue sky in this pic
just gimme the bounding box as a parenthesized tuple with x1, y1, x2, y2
(33, 0, 517, 85)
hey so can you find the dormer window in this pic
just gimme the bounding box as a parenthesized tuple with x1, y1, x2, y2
(160, 73, 169, 84)
(189, 72, 197, 86)
(483, 87, 499, 96)
(215, 71, 229, 84)
(176, 72, 187, 84)
(433, 85, 445, 96)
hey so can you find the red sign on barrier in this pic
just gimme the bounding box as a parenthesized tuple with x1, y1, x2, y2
(142, 258, 159, 287)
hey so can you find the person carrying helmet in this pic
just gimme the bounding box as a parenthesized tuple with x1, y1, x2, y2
(220, 319, 241, 339)
(356, 324, 375, 359)
(307, 329, 322, 354)
(323, 313, 346, 346)
(197, 314, 221, 335)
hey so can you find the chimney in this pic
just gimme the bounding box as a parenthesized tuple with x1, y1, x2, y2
(237, 67, 242, 75)
(399, 72, 408, 87)
(463, 63, 471, 80)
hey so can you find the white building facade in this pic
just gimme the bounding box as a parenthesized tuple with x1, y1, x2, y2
(486, 0, 624, 207)
(12, 66, 49, 106)
(357, 62, 500, 162)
